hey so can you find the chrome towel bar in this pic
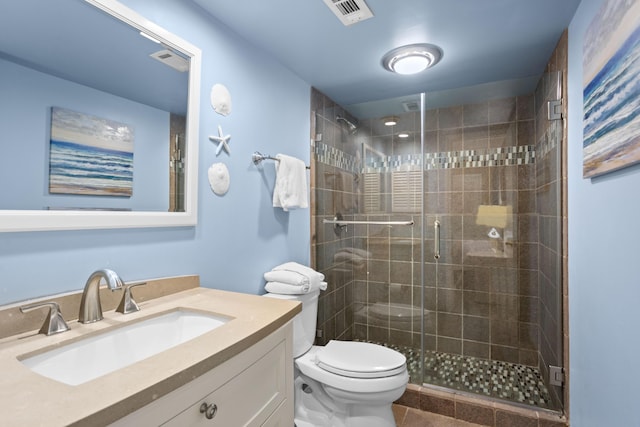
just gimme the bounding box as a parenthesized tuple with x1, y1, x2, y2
(252, 151, 310, 169)
(322, 219, 414, 226)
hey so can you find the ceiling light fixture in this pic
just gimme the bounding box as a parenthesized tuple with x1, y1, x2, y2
(383, 116, 399, 126)
(398, 132, 410, 138)
(381, 43, 443, 75)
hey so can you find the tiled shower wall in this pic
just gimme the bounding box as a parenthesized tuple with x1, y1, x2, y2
(311, 90, 545, 367)
(310, 88, 362, 344)
(419, 96, 541, 367)
(352, 111, 424, 348)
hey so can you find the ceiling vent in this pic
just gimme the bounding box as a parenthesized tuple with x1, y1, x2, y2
(402, 100, 421, 112)
(323, 0, 374, 26)
(150, 49, 189, 72)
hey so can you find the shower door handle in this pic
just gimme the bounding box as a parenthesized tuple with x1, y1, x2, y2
(434, 220, 441, 260)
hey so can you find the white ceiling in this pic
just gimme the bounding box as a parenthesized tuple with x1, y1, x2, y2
(0, 1, 582, 119)
(193, 0, 581, 117)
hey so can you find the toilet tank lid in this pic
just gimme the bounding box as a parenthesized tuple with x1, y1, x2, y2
(316, 340, 406, 378)
(262, 290, 319, 302)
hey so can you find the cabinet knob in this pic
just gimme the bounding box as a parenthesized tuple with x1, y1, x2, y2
(199, 402, 217, 420)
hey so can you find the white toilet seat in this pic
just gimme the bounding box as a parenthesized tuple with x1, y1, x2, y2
(295, 346, 408, 394)
(316, 340, 407, 379)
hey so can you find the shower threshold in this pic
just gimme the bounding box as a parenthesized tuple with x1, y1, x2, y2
(359, 340, 554, 410)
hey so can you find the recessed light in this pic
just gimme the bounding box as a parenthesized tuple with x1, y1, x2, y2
(381, 43, 443, 75)
(383, 116, 399, 126)
(398, 132, 410, 138)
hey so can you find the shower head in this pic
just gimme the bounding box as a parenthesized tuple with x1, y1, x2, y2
(336, 115, 358, 134)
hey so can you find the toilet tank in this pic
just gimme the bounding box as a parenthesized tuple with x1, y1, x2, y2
(263, 290, 319, 358)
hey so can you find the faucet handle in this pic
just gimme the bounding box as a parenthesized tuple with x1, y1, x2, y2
(20, 302, 70, 336)
(116, 282, 147, 314)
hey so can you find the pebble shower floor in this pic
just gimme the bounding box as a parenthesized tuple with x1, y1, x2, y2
(367, 342, 553, 409)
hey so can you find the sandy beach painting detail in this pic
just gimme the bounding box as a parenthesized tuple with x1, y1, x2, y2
(583, 0, 640, 178)
(49, 107, 134, 196)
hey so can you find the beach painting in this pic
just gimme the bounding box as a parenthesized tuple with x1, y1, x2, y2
(583, 0, 640, 178)
(49, 107, 134, 196)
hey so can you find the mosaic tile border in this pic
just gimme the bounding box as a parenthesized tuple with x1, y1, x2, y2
(314, 141, 359, 174)
(537, 119, 561, 160)
(314, 141, 536, 173)
(366, 146, 536, 172)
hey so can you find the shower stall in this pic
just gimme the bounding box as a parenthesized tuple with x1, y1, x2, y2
(169, 113, 186, 212)
(310, 69, 564, 412)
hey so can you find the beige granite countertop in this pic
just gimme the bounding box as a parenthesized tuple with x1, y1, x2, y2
(0, 287, 300, 427)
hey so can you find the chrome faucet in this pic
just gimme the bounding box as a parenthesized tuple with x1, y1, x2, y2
(20, 301, 70, 335)
(78, 269, 124, 324)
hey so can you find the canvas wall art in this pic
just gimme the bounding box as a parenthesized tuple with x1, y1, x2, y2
(49, 107, 134, 196)
(583, 0, 640, 178)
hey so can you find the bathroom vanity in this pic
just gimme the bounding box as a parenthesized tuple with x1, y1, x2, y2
(0, 279, 300, 426)
(112, 320, 292, 426)
(0, 0, 299, 422)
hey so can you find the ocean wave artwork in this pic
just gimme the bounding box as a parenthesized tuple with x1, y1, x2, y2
(583, 0, 640, 178)
(49, 107, 134, 196)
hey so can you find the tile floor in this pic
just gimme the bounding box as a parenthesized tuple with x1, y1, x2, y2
(364, 341, 553, 409)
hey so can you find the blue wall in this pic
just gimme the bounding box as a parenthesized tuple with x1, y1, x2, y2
(4, 0, 640, 423)
(0, 0, 310, 304)
(0, 58, 169, 211)
(568, 0, 640, 425)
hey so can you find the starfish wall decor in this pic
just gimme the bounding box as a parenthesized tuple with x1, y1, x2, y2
(209, 125, 231, 156)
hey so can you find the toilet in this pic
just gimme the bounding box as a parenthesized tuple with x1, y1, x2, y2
(264, 289, 408, 427)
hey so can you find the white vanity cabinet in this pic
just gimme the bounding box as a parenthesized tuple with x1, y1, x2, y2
(111, 321, 294, 426)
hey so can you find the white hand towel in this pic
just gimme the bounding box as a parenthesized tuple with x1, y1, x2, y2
(264, 270, 310, 286)
(272, 262, 324, 285)
(265, 281, 310, 294)
(272, 154, 308, 211)
(265, 281, 327, 295)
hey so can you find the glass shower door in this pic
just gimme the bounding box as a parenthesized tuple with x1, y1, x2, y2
(534, 70, 564, 410)
(310, 77, 564, 411)
(421, 74, 563, 409)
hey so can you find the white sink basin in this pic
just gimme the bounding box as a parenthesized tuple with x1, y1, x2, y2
(20, 310, 229, 385)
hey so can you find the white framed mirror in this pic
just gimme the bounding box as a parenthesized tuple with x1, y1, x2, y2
(0, 0, 201, 232)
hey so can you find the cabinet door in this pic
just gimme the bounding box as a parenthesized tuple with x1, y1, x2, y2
(261, 400, 290, 427)
(110, 322, 293, 427)
(162, 339, 287, 427)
